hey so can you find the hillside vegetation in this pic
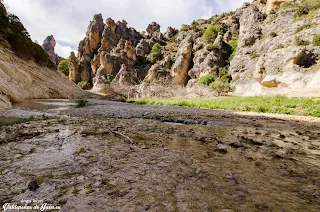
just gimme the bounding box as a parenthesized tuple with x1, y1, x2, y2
(0, 4, 55, 68)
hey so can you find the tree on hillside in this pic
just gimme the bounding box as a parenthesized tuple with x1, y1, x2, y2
(58, 59, 70, 76)
(148, 43, 163, 64)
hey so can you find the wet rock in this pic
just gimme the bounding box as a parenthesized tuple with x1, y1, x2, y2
(28, 180, 39, 191)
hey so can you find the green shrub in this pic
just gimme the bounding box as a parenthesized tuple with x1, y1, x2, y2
(0, 12, 54, 68)
(205, 44, 215, 51)
(77, 81, 92, 90)
(170, 59, 176, 66)
(257, 106, 267, 113)
(227, 39, 238, 63)
(295, 6, 309, 17)
(141, 30, 147, 37)
(269, 10, 277, 14)
(181, 25, 190, 31)
(74, 100, 88, 108)
(105, 74, 114, 84)
(148, 43, 163, 64)
(198, 74, 216, 86)
(209, 76, 231, 95)
(203, 24, 221, 43)
(296, 24, 311, 33)
(302, 0, 320, 10)
(57, 59, 69, 76)
(270, 31, 277, 38)
(312, 34, 320, 46)
(275, 44, 285, 49)
(295, 37, 310, 46)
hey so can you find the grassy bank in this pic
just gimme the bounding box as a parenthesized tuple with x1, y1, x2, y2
(127, 96, 320, 117)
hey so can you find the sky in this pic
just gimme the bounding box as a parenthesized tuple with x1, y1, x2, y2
(4, 0, 248, 58)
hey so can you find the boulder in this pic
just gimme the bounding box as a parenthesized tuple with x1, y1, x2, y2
(171, 35, 193, 85)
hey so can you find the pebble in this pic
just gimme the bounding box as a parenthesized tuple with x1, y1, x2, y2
(217, 144, 228, 153)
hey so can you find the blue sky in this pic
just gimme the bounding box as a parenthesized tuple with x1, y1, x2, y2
(4, 0, 248, 58)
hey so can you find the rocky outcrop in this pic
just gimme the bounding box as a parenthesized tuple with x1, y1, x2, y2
(230, 3, 320, 96)
(146, 22, 161, 36)
(73, 15, 145, 89)
(68, 1, 320, 97)
(112, 64, 140, 86)
(86, 14, 104, 53)
(189, 48, 225, 79)
(145, 55, 172, 83)
(136, 38, 156, 57)
(238, 6, 263, 48)
(42, 35, 64, 66)
(255, 0, 299, 13)
(164, 27, 178, 40)
(0, 2, 6, 15)
(0, 45, 84, 110)
(68, 52, 80, 82)
(171, 35, 193, 85)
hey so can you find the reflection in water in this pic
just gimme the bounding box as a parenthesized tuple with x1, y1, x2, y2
(13, 99, 76, 110)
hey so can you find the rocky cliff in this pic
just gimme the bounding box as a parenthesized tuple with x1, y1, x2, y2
(42, 35, 64, 66)
(0, 45, 85, 110)
(0, 5, 85, 110)
(68, 0, 320, 97)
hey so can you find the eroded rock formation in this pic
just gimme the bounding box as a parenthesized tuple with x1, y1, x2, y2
(68, 0, 320, 97)
(42, 35, 64, 66)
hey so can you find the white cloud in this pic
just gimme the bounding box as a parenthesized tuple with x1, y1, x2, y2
(55, 43, 76, 58)
(4, 0, 248, 56)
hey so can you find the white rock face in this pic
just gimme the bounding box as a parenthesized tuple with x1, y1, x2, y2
(230, 5, 320, 97)
(0, 46, 85, 110)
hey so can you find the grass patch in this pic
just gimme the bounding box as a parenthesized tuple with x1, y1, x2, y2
(296, 24, 312, 33)
(198, 74, 216, 86)
(78, 81, 92, 90)
(295, 37, 310, 46)
(312, 34, 320, 46)
(275, 44, 285, 49)
(74, 100, 88, 108)
(0, 117, 34, 127)
(127, 96, 320, 117)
